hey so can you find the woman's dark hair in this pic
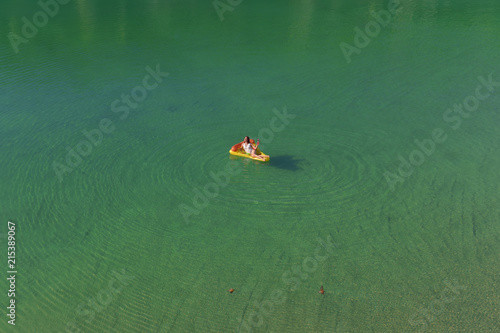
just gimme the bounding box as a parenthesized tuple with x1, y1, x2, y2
(244, 136, 250, 143)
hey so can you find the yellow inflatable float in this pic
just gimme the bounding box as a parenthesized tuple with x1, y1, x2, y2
(229, 140, 270, 162)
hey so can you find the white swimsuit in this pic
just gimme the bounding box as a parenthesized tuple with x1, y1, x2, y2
(242, 143, 253, 154)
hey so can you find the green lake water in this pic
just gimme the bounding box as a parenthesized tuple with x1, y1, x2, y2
(1, 0, 499, 332)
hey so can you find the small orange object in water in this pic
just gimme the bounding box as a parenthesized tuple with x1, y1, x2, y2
(229, 288, 235, 293)
(319, 286, 325, 295)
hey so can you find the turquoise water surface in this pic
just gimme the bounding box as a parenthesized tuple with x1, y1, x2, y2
(1, 0, 499, 332)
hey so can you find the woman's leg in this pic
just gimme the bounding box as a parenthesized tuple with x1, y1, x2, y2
(258, 151, 268, 159)
(251, 150, 265, 160)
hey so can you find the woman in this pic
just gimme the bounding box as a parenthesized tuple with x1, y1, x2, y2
(242, 136, 268, 161)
